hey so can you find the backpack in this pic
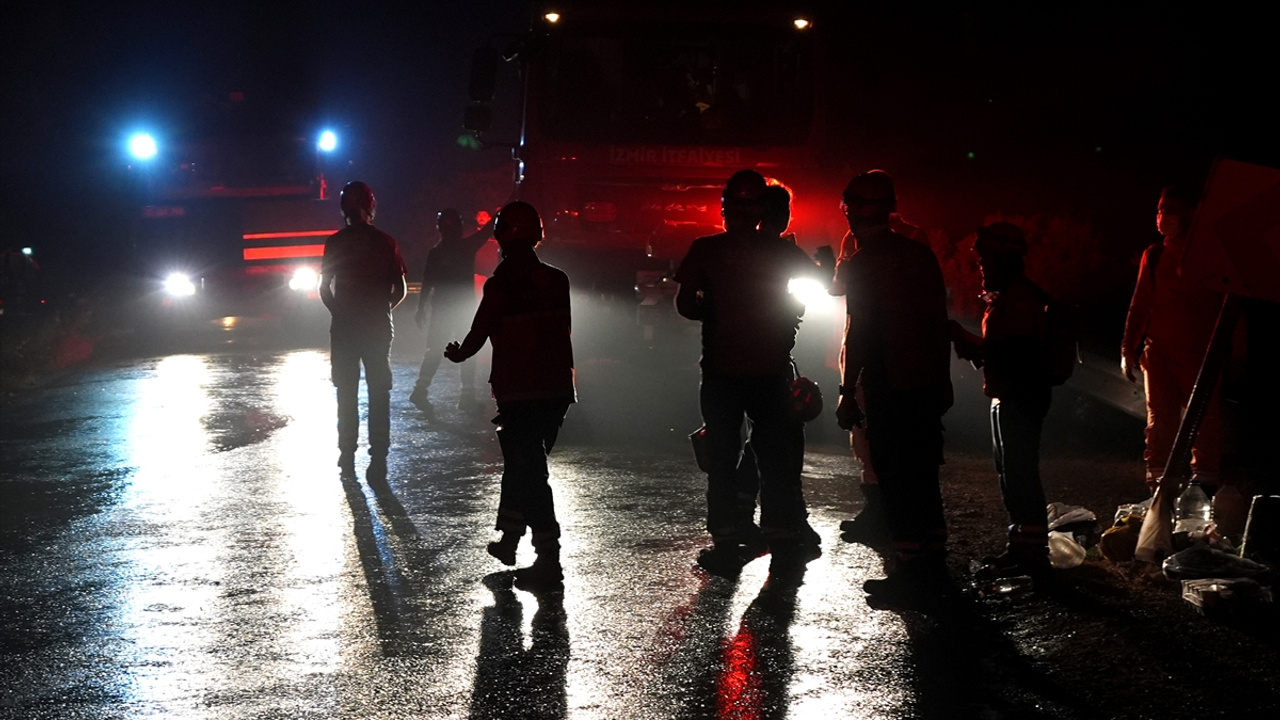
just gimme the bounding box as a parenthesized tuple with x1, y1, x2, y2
(1042, 298, 1081, 386)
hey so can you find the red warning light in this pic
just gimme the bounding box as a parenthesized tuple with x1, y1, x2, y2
(243, 245, 326, 261)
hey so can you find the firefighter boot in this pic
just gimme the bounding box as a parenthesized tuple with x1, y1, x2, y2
(487, 530, 521, 567)
(515, 534, 563, 592)
(840, 483, 892, 546)
(981, 525, 1052, 583)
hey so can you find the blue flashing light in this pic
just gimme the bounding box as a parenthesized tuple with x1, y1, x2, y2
(129, 133, 158, 160)
(318, 130, 338, 152)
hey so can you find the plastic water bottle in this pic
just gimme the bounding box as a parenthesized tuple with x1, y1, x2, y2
(989, 576, 1034, 596)
(1212, 483, 1248, 541)
(1175, 482, 1212, 523)
(1048, 531, 1086, 569)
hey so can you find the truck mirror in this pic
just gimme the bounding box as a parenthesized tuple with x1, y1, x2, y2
(469, 47, 500, 103)
(463, 104, 492, 134)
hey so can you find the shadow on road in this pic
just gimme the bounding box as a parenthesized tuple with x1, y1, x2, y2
(880, 589, 1085, 720)
(364, 466, 421, 540)
(467, 573, 570, 720)
(718, 559, 808, 718)
(636, 557, 811, 718)
(339, 468, 442, 657)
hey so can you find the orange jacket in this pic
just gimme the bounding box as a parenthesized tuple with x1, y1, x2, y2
(1122, 237, 1222, 362)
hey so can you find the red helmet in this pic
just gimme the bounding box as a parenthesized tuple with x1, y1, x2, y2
(340, 181, 376, 220)
(790, 375, 824, 423)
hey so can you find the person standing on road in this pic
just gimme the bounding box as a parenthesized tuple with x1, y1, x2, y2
(830, 212, 927, 546)
(951, 222, 1054, 581)
(409, 208, 495, 416)
(731, 183, 808, 544)
(1121, 186, 1224, 494)
(320, 181, 408, 478)
(834, 170, 954, 605)
(675, 170, 826, 576)
(444, 201, 576, 592)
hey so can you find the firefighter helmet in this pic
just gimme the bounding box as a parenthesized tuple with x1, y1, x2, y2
(722, 169, 767, 205)
(842, 170, 896, 213)
(494, 201, 543, 249)
(340, 181, 376, 220)
(437, 207, 462, 231)
(790, 374, 824, 423)
(721, 170, 766, 232)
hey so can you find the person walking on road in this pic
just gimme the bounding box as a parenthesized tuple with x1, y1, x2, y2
(320, 181, 408, 478)
(410, 208, 494, 416)
(951, 222, 1055, 582)
(675, 170, 826, 576)
(444, 201, 576, 592)
(833, 170, 954, 606)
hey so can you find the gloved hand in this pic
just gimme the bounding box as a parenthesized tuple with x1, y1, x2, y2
(1121, 354, 1139, 384)
(836, 394, 865, 431)
(813, 244, 835, 269)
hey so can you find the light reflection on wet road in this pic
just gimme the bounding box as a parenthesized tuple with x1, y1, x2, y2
(0, 345, 1068, 719)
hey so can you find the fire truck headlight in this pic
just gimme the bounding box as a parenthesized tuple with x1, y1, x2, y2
(788, 277, 833, 310)
(317, 130, 337, 153)
(289, 267, 319, 292)
(164, 273, 196, 297)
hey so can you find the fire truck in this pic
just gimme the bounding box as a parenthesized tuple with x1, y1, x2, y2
(123, 101, 344, 336)
(464, 3, 847, 318)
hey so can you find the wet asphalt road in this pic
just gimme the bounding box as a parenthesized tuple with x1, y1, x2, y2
(1, 309, 1084, 720)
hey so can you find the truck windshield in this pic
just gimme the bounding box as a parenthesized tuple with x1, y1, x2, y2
(158, 133, 316, 193)
(533, 23, 814, 146)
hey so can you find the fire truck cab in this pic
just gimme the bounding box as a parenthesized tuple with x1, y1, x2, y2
(124, 100, 344, 337)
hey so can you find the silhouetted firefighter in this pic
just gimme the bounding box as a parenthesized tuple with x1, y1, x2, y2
(732, 183, 808, 539)
(320, 181, 408, 479)
(952, 222, 1055, 584)
(410, 208, 494, 416)
(833, 170, 954, 607)
(833, 207, 929, 546)
(445, 201, 575, 592)
(1122, 186, 1225, 494)
(675, 170, 826, 577)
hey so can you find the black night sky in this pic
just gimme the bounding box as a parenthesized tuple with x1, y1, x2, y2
(3, 1, 1275, 286)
